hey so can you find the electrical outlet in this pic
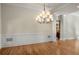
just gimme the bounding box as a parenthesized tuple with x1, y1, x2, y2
(6, 38, 13, 42)
(48, 35, 51, 38)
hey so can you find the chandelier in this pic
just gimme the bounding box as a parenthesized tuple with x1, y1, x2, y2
(35, 4, 53, 24)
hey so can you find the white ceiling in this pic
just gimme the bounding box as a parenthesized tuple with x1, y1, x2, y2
(4, 3, 79, 14)
(6, 3, 64, 11)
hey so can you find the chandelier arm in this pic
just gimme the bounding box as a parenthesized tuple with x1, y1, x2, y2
(44, 3, 45, 11)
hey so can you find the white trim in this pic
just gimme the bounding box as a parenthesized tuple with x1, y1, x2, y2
(60, 37, 75, 41)
(1, 33, 55, 48)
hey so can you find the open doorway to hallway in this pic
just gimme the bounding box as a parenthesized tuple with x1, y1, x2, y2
(56, 18, 60, 40)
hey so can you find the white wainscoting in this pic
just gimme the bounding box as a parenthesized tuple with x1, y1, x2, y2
(1, 33, 55, 48)
(0, 36, 1, 49)
(0, 38, 1, 49)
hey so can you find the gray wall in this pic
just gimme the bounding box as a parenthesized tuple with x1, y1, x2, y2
(60, 12, 79, 40)
(1, 4, 56, 48)
(0, 4, 1, 48)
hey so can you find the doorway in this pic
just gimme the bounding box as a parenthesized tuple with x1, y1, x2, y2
(56, 18, 60, 40)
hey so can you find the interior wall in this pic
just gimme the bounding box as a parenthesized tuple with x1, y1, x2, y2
(60, 12, 79, 40)
(0, 4, 1, 48)
(1, 4, 55, 48)
(72, 12, 79, 40)
(52, 15, 56, 41)
(60, 15, 75, 40)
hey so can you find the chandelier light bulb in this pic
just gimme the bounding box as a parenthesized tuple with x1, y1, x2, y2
(39, 13, 42, 17)
(42, 14, 46, 18)
(42, 11, 45, 15)
(49, 15, 53, 18)
(51, 18, 53, 21)
(46, 11, 50, 15)
(36, 17, 38, 21)
(46, 18, 50, 22)
(37, 16, 40, 18)
(38, 19, 42, 22)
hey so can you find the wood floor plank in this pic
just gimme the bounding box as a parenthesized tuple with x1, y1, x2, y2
(0, 40, 79, 55)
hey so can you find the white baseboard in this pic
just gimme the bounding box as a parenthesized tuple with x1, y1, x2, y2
(0, 44, 1, 49)
(60, 35, 76, 40)
(1, 33, 56, 48)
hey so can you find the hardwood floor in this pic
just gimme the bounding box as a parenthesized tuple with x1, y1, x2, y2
(0, 40, 79, 55)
